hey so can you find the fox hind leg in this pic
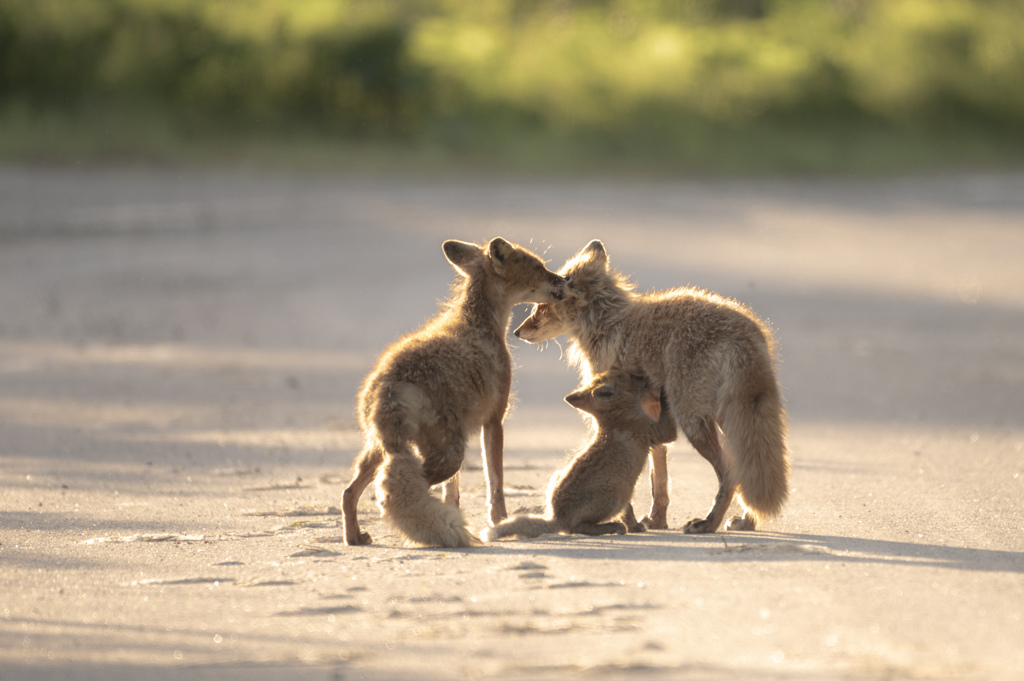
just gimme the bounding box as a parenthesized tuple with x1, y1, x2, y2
(724, 492, 757, 531)
(725, 513, 757, 531)
(441, 471, 460, 507)
(622, 503, 647, 533)
(684, 481, 735, 534)
(342, 443, 384, 545)
(681, 417, 736, 534)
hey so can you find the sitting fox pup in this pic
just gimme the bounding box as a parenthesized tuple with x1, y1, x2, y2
(484, 370, 676, 541)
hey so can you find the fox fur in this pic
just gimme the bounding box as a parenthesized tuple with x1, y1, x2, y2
(342, 237, 566, 548)
(514, 240, 790, 533)
(483, 370, 676, 541)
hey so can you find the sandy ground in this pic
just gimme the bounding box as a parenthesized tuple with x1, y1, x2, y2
(1, 165, 1022, 680)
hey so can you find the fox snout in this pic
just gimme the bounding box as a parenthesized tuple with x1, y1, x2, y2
(514, 315, 547, 339)
(514, 300, 565, 342)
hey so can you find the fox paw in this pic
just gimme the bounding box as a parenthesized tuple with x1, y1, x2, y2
(345, 531, 373, 546)
(682, 518, 718, 534)
(725, 514, 756, 531)
(627, 521, 647, 533)
(640, 515, 668, 530)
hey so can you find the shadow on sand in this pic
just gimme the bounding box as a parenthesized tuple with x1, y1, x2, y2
(425, 530, 1024, 574)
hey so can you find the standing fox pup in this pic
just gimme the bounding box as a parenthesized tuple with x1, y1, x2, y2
(515, 240, 790, 533)
(342, 237, 566, 548)
(483, 370, 676, 541)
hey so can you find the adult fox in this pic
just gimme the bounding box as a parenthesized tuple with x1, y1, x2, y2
(515, 240, 789, 533)
(342, 238, 566, 547)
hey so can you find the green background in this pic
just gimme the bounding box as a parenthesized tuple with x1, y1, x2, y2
(3, 0, 1023, 173)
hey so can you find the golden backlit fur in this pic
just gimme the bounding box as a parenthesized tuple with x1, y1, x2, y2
(483, 370, 676, 541)
(515, 240, 790, 533)
(342, 237, 566, 548)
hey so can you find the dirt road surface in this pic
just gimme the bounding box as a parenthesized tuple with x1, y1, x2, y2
(1, 166, 1022, 680)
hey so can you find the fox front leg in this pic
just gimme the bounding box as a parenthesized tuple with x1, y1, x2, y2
(481, 418, 508, 525)
(641, 443, 670, 529)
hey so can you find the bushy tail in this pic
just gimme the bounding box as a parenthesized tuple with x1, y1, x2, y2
(719, 349, 790, 523)
(375, 448, 480, 548)
(482, 514, 562, 542)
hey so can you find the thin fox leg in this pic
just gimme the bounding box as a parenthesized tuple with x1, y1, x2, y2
(441, 470, 460, 507)
(622, 503, 647, 533)
(573, 520, 628, 536)
(682, 419, 736, 534)
(641, 443, 670, 529)
(481, 418, 507, 525)
(342, 443, 383, 545)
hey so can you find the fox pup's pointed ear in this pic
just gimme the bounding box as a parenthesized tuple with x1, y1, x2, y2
(487, 237, 516, 273)
(583, 239, 608, 267)
(640, 388, 661, 422)
(443, 240, 482, 274)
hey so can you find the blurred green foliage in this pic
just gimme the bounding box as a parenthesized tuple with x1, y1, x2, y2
(2, 0, 1023, 172)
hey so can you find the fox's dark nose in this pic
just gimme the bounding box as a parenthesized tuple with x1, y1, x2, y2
(552, 274, 568, 300)
(513, 326, 522, 338)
